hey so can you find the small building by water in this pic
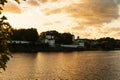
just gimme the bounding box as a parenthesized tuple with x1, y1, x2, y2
(41, 35, 55, 47)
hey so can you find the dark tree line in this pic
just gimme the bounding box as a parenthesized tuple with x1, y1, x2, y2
(11, 28, 39, 41)
(83, 37, 120, 50)
(11, 29, 74, 44)
(10, 29, 120, 50)
(97, 37, 116, 50)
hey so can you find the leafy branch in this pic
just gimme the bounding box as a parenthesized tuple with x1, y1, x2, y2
(0, 0, 21, 71)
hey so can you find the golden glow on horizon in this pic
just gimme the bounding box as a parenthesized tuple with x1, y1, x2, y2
(2, 0, 120, 39)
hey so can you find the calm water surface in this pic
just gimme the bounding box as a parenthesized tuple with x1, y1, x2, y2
(0, 51, 120, 80)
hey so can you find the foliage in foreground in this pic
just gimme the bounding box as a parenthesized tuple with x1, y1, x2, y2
(0, 0, 20, 71)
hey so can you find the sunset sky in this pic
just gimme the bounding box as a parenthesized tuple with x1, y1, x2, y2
(2, 0, 120, 39)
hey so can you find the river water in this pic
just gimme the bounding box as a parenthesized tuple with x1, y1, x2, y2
(0, 51, 120, 80)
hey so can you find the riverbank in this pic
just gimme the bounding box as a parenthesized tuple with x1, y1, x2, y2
(8, 45, 86, 53)
(8, 43, 120, 53)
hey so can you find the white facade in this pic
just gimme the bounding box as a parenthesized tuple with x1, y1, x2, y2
(78, 43, 84, 47)
(6, 40, 29, 44)
(46, 35, 52, 39)
(42, 35, 55, 47)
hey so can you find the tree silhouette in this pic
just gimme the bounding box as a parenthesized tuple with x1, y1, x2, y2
(60, 33, 74, 44)
(98, 37, 116, 50)
(11, 28, 39, 41)
(0, 0, 22, 71)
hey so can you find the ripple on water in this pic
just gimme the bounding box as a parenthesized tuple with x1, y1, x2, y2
(0, 51, 120, 80)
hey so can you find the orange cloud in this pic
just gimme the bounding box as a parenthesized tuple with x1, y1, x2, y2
(41, 0, 120, 26)
(2, 0, 21, 13)
(112, 32, 120, 38)
(42, 8, 61, 15)
(3, 0, 120, 39)
(43, 22, 52, 26)
(63, 0, 119, 25)
(27, 0, 40, 6)
(39, 0, 58, 3)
